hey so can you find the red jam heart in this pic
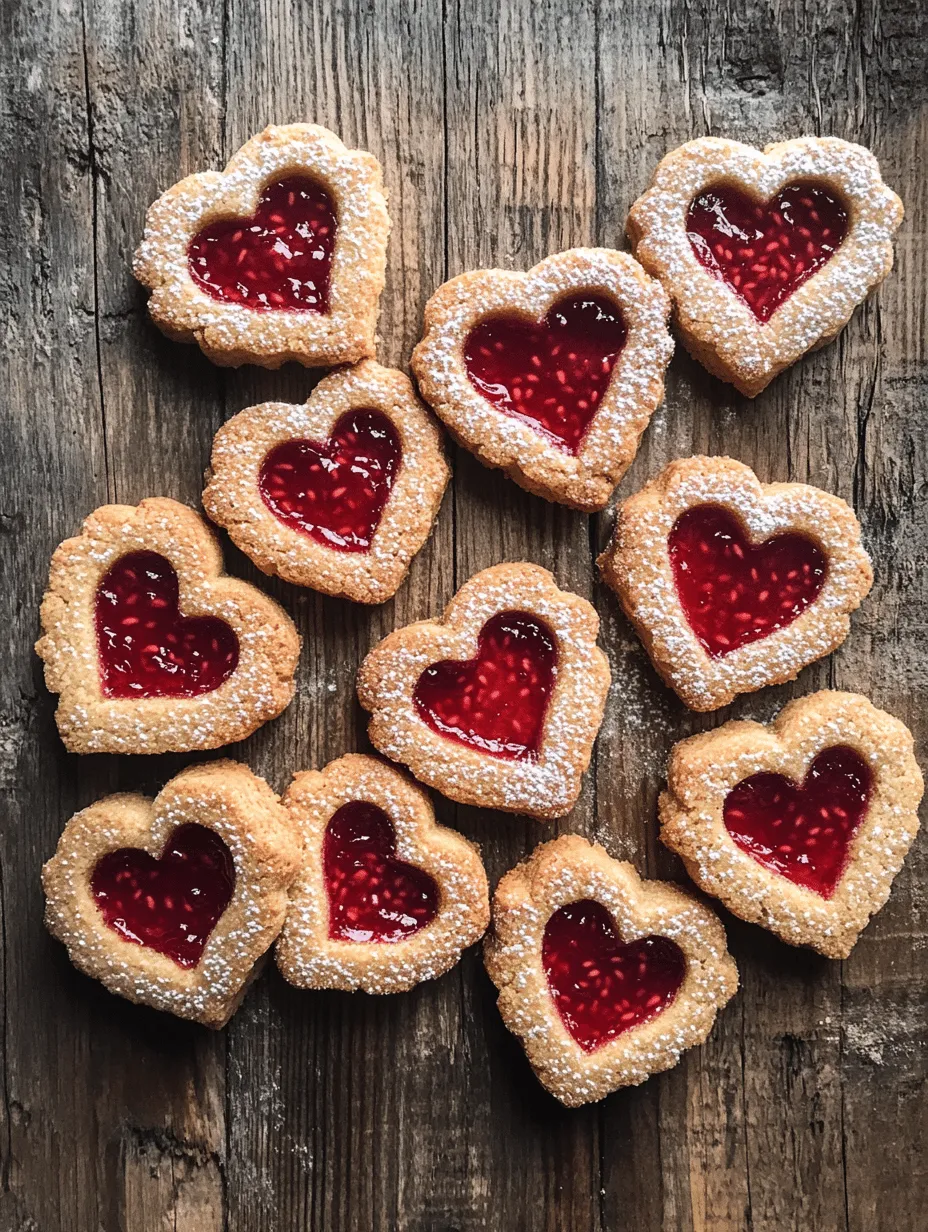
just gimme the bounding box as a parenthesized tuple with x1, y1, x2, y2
(188, 176, 336, 312)
(542, 900, 686, 1053)
(96, 551, 239, 699)
(462, 294, 627, 454)
(92, 824, 236, 969)
(724, 745, 872, 898)
(669, 505, 827, 658)
(687, 180, 849, 322)
(412, 611, 558, 762)
(258, 410, 402, 553)
(323, 801, 439, 943)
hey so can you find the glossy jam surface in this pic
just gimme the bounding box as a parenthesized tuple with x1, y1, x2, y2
(323, 801, 439, 943)
(258, 410, 402, 553)
(91, 824, 235, 968)
(96, 551, 239, 699)
(543, 900, 686, 1053)
(669, 505, 827, 658)
(463, 294, 627, 454)
(686, 180, 849, 322)
(413, 611, 558, 762)
(724, 746, 872, 898)
(188, 176, 336, 312)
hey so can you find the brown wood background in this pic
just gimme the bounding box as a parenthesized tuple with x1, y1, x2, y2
(2, 1, 927, 1228)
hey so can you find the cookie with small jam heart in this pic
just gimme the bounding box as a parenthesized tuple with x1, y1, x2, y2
(133, 124, 390, 368)
(275, 754, 489, 993)
(42, 761, 302, 1027)
(36, 497, 300, 753)
(485, 835, 738, 1106)
(660, 691, 923, 958)
(411, 248, 673, 510)
(627, 136, 903, 396)
(356, 563, 611, 820)
(598, 456, 873, 711)
(203, 360, 449, 604)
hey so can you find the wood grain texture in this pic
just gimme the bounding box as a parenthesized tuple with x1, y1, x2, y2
(1, 0, 926, 1229)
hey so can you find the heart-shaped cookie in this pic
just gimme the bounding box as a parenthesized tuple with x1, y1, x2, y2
(275, 754, 489, 993)
(356, 564, 611, 820)
(133, 124, 390, 369)
(203, 360, 450, 604)
(485, 835, 738, 1106)
(598, 456, 873, 711)
(660, 691, 923, 958)
(628, 136, 903, 397)
(411, 249, 673, 510)
(36, 497, 300, 753)
(42, 761, 302, 1026)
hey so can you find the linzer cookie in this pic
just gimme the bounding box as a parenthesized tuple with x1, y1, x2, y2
(660, 692, 923, 958)
(275, 754, 489, 993)
(42, 761, 302, 1027)
(484, 835, 738, 1106)
(598, 456, 873, 711)
(133, 124, 390, 368)
(203, 360, 449, 604)
(36, 498, 300, 753)
(628, 136, 903, 396)
(357, 564, 610, 820)
(411, 249, 673, 510)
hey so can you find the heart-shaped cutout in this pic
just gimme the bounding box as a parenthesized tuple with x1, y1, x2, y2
(188, 176, 336, 313)
(687, 181, 848, 322)
(723, 745, 871, 898)
(96, 550, 240, 698)
(463, 294, 628, 454)
(92, 823, 236, 967)
(324, 800, 439, 942)
(669, 504, 827, 658)
(258, 409, 401, 553)
(412, 610, 558, 762)
(542, 898, 685, 1052)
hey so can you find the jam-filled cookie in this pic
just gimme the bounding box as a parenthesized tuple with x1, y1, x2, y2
(660, 691, 923, 958)
(275, 754, 489, 993)
(484, 835, 738, 1106)
(42, 761, 301, 1027)
(411, 249, 673, 510)
(356, 564, 611, 820)
(598, 456, 873, 711)
(203, 360, 449, 604)
(133, 123, 390, 368)
(36, 498, 300, 753)
(628, 136, 903, 396)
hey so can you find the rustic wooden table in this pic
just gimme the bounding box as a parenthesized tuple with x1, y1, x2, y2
(3, 1, 926, 1229)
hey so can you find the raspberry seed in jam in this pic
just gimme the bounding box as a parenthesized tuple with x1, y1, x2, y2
(188, 176, 337, 312)
(96, 551, 239, 699)
(324, 801, 439, 943)
(669, 505, 827, 658)
(687, 180, 849, 322)
(413, 611, 558, 761)
(463, 294, 627, 454)
(543, 900, 686, 1053)
(258, 410, 401, 552)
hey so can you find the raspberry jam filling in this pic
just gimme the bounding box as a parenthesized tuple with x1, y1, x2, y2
(412, 611, 558, 762)
(323, 801, 439, 943)
(669, 505, 827, 658)
(543, 900, 686, 1053)
(463, 294, 627, 454)
(188, 176, 336, 312)
(258, 410, 402, 553)
(96, 551, 239, 699)
(686, 180, 849, 322)
(724, 746, 872, 898)
(91, 824, 236, 969)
